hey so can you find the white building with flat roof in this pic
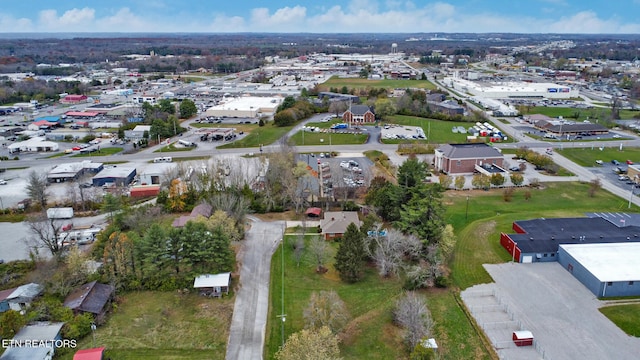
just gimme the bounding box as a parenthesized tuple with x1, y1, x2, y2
(558, 243, 640, 298)
(445, 77, 577, 99)
(204, 96, 283, 118)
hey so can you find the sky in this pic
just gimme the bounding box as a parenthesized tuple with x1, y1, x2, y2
(1, 0, 640, 34)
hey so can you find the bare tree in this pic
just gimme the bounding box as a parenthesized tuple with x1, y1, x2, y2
(293, 219, 306, 267)
(394, 291, 434, 350)
(303, 290, 350, 334)
(26, 212, 69, 260)
(26, 171, 49, 209)
(309, 235, 329, 273)
(365, 228, 421, 277)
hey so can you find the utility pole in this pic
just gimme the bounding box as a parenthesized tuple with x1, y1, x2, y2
(276, 237, 286, 349)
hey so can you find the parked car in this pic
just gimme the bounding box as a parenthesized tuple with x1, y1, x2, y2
(627, 160, 634, 165)
(595, 160, 604, 165)
(612, 160, 621, 166)
(0, 179, 7, 185)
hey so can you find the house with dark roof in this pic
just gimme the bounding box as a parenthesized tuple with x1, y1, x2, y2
(64, 281, 114, 324)
(171, 203, 213, 228)
(434, 143, 504, 174)
(342, 105, 375, 125)
(320, 211, 362, 240)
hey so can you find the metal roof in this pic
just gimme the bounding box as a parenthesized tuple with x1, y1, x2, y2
(194, 273, 231, 288)
(13, 322, 65, 341)
(560, 243, 640, 282)
(92, 166, 136, 179)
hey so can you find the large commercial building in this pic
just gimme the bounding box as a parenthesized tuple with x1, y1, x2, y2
(500, 213, 640, 298)
(558, 243, 640, 298)
(444, 77, 578, 99)
(204, 96, 283, 118)
(91, 166, 136, 187)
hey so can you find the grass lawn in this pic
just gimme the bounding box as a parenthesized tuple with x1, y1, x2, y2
(444, 182, 640, 290)
(385, 115, 513, 144)
(557, 146, 640, 167)
(289, 130, 368, 146)
(60, 291, 234, 360)
(218, 124, 293, 149)
(522, 106, 640, 121)
(71, 147, 123, 158)
(320, 76, 436, 91)
(266, 234, 493, 360)
(599, 304, 640, 337)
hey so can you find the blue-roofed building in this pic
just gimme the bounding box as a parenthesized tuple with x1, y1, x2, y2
(35, 115, 65, 125)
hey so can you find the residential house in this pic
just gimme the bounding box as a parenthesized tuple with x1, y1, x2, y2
(64, 281, 115, 324)
(4, 283, 43, 313)
(0, 322, 65, 360)
(320, 211, 362, 240)
(172, 203, 213, 228)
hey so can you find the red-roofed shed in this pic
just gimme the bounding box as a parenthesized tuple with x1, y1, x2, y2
(73, 347, 105, 360)
(305, 207, 322, 217)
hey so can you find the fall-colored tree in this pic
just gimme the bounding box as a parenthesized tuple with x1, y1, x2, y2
(275, 326, 341, 360)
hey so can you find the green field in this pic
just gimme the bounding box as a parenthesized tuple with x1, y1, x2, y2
(266, 234, 493, 360)
(599, 304, 640, 337)
(217, 124, 293, 149)
(557, 146, 640, 167)
(523, 106, 640, 121)
(71, 147, 123, 157)
(444, 182, 639, 290)
(60, 291, 233, 360)
(320, 76, 437, 91)
(384, 115, 513, 144)
(290, 120, 368, 146)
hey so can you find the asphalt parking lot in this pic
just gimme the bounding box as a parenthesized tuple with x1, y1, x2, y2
(463, 262, 640, 360)
(301, 153, 372, 198)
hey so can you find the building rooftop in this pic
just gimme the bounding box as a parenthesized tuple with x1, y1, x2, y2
(560, 243, 640, 282)
(93, 166, 136, 179)
(194, 272, 231, 288)
(437, 143, 503, 159)
(13, 322, 65, 341)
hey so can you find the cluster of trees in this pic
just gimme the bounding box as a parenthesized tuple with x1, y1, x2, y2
(138, 99, 187, 141)
(362, 156, 454, 289)
(0, 77, 87, 105)
(514, 147, 556, 172)
(273, 96, 317, 127)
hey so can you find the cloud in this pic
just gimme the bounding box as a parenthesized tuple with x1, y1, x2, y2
(1, 1, 640, 34)
(38, 8, 95, 31)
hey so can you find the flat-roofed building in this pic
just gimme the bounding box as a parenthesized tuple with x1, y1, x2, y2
(204, 96, 283, 118)
(558, 243, 640, 298)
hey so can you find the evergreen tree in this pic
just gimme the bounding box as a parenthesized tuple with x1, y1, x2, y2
(334, 223, 366, 282)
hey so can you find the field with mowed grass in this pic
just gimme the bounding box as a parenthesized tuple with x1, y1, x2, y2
(557, 146, 640, 167)
(444, 182, 640, 290)
(60, 291, 233, 360)
(384, 115, 514, 144)
(290, 120, 368, 146)
(599, 304, 640, 337)
(319, 76, 436, 91)
(265, 234, 493, 360)
(217, 124, 294, 148)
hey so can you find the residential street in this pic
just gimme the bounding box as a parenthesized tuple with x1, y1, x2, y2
(226, 217, 284, 360)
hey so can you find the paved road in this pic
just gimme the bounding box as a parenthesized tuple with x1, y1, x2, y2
(226, 218, 284, 360)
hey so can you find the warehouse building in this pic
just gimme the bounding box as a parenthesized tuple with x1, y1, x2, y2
(47, 161, 104, 183)
(204, 96, 283, 118)
(500, 215, 640, 263)
(92, 166, 136, 187)
(558, 243, 640, 298)
(444, 77, 578, 99)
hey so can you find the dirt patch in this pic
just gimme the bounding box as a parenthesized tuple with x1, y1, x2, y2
(340, 308, 385, 346)
(475, 220, 497, 240)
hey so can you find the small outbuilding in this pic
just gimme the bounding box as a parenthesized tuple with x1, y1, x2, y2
(4, 283, 43, 312)
(72, 347, 106, 360)
(64, 281, 115, 324)
(305, 207, 322, 218)
(47, 207, 74, 219)
(193, 272, 231, 298)
(512, 330, 534, 346)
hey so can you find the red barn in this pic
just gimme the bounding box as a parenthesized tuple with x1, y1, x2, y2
(61, 94, 88, 104)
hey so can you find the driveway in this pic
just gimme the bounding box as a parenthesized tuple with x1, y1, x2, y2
(226, 218, 284, 360)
